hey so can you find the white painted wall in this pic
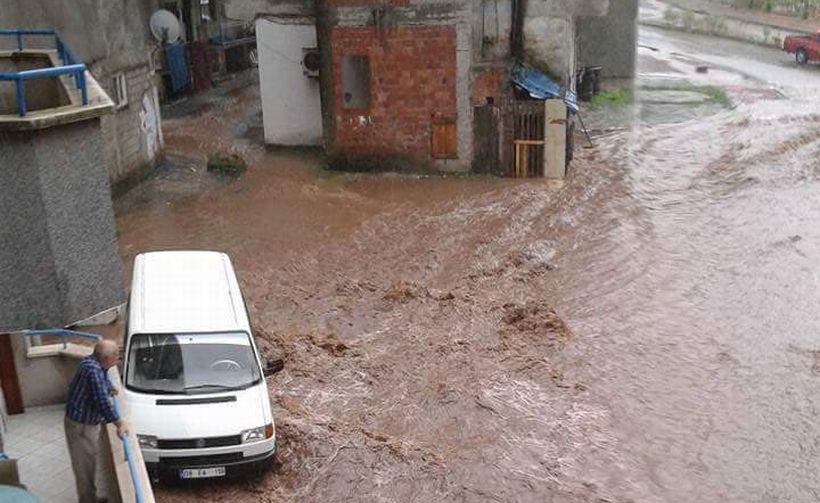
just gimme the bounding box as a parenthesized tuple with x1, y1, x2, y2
(256, 18, 323, 146)
(524, 16, 574, 85)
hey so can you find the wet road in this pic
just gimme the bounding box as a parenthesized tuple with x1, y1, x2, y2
(640, 25, 819, 93)
(548, 26, 820, 501)
(117, 26, 820, 503)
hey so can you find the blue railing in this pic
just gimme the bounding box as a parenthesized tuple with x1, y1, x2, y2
(0, 29, 88, 116)
(17, 328, 145, 502)
(22, 328, 101, 348)
(109, 382, 144, 503)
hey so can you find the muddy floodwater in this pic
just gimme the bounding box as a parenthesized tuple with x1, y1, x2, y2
(115, 27, 820, 502)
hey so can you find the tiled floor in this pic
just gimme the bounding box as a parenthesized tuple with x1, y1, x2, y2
(5, 404, 77, 503)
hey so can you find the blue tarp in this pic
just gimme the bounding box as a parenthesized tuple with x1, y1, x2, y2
(511, 65, 579, 113)
(164, 43, 189, 94)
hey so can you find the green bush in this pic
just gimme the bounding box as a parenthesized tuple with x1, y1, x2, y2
(589, 88, 634, 107)
(207, 152, 247, 177)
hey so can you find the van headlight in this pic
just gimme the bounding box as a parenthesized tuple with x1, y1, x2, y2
(137, 434, 158, 448)
(241, 424, 273, 443)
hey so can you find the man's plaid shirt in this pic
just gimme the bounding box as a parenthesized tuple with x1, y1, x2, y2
(65, 355, 119, 425)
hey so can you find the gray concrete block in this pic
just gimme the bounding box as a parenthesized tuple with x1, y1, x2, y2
(0, 118, 124, 331)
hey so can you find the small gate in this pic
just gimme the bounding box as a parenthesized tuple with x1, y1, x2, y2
(510, 101, 544, 177)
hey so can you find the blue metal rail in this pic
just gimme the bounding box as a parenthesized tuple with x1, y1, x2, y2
(22, 328, 101, 348)
(0, 29, 88, 116)
(109, 377, 144, 503)
(16, 328, 145, 502)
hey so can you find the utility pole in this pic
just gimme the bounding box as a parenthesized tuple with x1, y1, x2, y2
(314, 0, 335, 153)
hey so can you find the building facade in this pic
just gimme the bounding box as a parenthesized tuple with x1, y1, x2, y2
(1, 0, 164, 188)
(250, 0, 630, 174)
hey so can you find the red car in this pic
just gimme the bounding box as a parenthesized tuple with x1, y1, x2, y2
(783, 33, 820, 64)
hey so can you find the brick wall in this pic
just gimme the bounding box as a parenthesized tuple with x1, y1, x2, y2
(330, 25, 457, 161)
(471, 67, 505, 106)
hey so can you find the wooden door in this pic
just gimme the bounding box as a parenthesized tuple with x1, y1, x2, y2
(473, 104, 501, 174)
(0, 334, 23, 415)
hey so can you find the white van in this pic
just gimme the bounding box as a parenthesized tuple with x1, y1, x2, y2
(123, 250, 280, 482)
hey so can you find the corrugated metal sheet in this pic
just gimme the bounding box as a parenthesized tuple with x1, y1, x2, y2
(511, 65, 579, 113)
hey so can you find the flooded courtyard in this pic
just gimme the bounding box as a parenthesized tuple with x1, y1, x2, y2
(115, 26, 820, 503)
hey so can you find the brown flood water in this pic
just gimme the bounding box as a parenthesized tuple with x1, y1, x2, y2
(117, 46, 820, 501)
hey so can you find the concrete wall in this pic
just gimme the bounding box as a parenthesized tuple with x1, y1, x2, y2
(473, 0, 513, 62)
(256, 17, 323, 146)
(9, 337, 79, 407)
(100, 65, 163, 183)
(528, 0, 610, 17)
(577, 0, 639, 78)
(0, 0, 163, 184)
(0, 119, 124, 332)
(0, 0, 156, 73)
(524, 16, 576, 85)
(225, 0, 315, 20)
(0, 54, 69, 114)
(522, 0, 609, 88)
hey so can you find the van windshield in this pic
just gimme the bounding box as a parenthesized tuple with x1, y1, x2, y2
(126, 332, 261, 394)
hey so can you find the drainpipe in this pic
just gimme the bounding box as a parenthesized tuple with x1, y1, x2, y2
(510, 0, 527, 63)
(314, 0, 336, 155)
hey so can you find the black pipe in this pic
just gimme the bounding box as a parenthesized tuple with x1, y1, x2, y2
(510, 0, 526, 62)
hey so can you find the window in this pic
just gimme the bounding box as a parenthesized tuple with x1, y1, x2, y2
(112, 72, 128, 109)
(125, 332, 262, 394)
(341, 55, 370, 109)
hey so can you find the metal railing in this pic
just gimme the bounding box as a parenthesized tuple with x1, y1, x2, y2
(22, 327, 101, 348)
(109, 376, 144, 503)
(0, 29, 88, 116)
(16, 328, 144, 503)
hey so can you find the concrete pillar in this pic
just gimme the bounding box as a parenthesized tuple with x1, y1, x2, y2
(543, 99, 567, 179)
(0, 116, 124, 332)
(577, 0, 638, 78)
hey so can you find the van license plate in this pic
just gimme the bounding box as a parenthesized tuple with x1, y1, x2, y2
(179, 467, 226, 479)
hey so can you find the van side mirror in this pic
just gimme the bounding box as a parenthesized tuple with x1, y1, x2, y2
(264, 358, 284, 376)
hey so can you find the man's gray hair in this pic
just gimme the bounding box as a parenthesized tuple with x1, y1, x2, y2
(93, 340, 118, 360)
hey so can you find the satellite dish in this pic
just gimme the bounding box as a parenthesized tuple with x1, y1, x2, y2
(149, 9, 181, 44)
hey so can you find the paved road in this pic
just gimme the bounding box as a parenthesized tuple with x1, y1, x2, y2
(640, 24, 820, 93)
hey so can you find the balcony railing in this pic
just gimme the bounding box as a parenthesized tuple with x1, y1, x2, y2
(0, 29, 88, 116)
(16, 328, 148, 503)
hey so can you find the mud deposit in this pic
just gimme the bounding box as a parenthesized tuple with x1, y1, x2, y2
(117, 25, 820, 502)
(115, 71, 620, 502)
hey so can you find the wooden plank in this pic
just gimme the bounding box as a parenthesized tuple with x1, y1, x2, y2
(0, 334, 23, 415)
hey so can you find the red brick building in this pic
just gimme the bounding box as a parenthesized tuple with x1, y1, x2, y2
(254, 0, 621, 175)
(329, 25, 459, 165)
(315, 0, 474, 172)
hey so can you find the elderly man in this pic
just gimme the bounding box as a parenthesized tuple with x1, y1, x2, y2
(64, 340, 128, 503)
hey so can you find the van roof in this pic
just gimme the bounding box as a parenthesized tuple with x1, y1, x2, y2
(128, 251, 250, 335)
